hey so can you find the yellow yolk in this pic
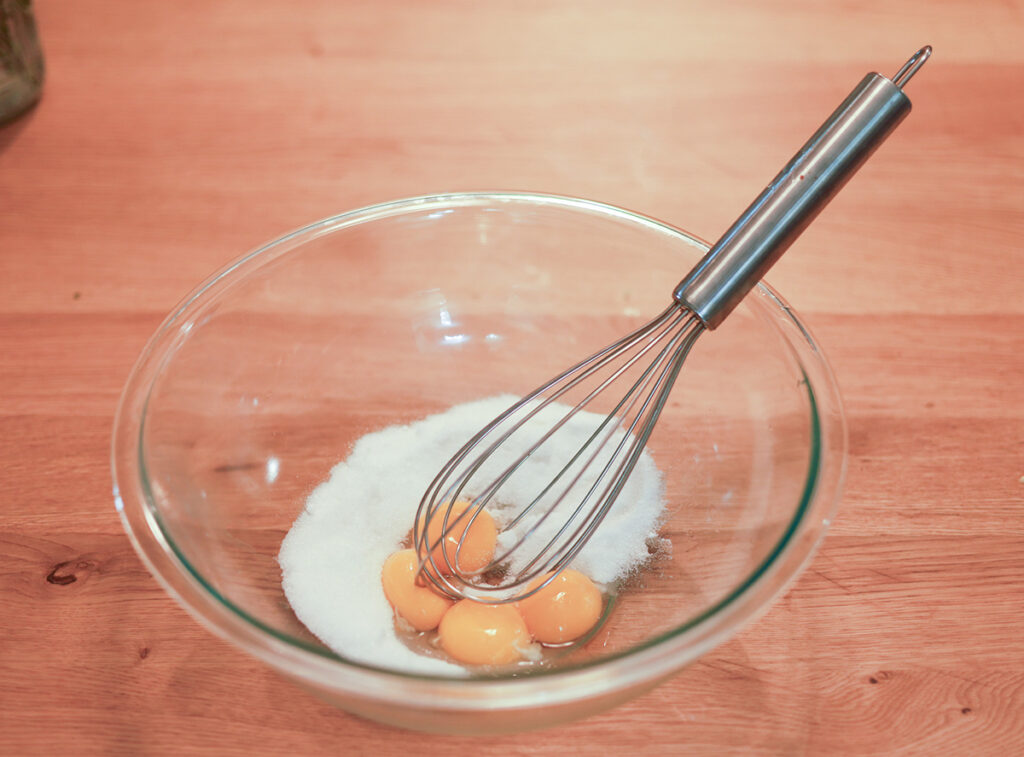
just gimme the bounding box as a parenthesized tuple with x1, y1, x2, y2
(381, 549, 453, 632)
(418, 500, 497, 576)
(516, 569, 602, 644)
(438, 600, 531, 665)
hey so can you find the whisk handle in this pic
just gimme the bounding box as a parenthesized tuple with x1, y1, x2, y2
(674, 47, 930, 329)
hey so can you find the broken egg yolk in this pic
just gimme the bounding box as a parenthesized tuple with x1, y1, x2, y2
(417, 500, 497, 576)
(438, 599, 532, 665)
(516, 569, 602, 644)
(381, 549, 453, 632)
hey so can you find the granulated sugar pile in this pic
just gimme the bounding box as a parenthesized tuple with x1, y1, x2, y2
(279, 395, 666, 675)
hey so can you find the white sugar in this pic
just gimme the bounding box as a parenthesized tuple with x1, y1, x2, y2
(279, 395, 666, 676)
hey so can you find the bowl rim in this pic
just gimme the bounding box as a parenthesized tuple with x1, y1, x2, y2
(112, 190, 847, 711)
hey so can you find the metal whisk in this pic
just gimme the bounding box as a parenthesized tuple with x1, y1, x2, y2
(414, 47, 931, 602)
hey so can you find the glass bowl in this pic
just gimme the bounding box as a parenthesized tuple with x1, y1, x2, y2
(112, 192, 846, 734)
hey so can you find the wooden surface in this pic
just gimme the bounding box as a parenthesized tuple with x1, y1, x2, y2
(2, 1, 1023, 754)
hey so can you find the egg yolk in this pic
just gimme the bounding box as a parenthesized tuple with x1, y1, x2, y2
(417, 500, 497, 576)
(516, 569, 602, 644)
(381, 549, 453, 632)
(438, 600, 531, 665)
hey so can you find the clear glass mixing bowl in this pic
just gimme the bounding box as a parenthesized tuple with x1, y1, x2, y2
(112, 192, 846, 734)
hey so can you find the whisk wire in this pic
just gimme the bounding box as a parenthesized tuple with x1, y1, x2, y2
(547, 321, 702, 576)
(478, 306, 690, 533)
(415, 306, 704, 601)
(511, 314, 704, 582)
(488, 311, 701, 579)
(413, 305, 682, 577)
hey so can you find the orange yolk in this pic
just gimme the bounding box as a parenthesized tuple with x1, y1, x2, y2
(381, 549, 453, 632)
(417, 500, 497, 576)
(438, 600, 531, 665)
(516, 569, 603, 644)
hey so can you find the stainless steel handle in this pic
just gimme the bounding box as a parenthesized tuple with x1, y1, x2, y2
(674, 46, 931, 329)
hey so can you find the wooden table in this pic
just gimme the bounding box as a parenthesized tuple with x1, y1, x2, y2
(2, 1, 1022, 754)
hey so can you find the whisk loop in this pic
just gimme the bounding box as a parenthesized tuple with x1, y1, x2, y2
(415, 47, 931, 602)
(414, 305, 704, 602)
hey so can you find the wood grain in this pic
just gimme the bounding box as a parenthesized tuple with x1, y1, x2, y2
(2, 0, 1022, 754)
